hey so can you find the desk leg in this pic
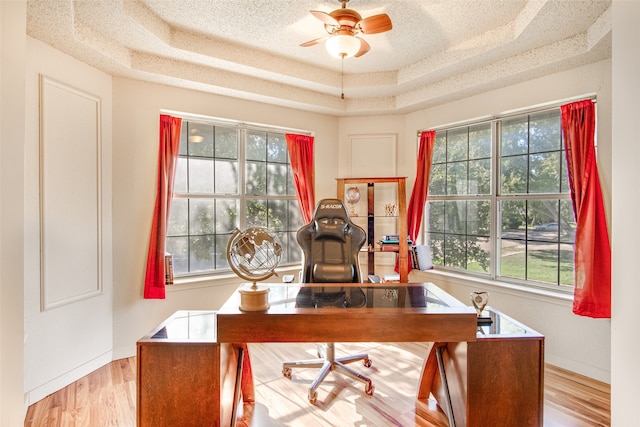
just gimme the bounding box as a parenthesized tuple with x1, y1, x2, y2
(231, 346, 244, 427)
(436, 345, 456, 427)
(417, 342, 437, 400)
(416, 342, 460, 426)
(239, 343, 255, 403)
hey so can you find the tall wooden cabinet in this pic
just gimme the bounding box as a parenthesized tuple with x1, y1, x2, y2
(336, 177, 408, 282)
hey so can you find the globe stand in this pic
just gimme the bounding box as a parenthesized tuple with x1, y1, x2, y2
(239, 282, 270, 312)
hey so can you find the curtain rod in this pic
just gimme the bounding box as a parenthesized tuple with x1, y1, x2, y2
(416, 94, 597, 137)
(160, 109, 314, 136)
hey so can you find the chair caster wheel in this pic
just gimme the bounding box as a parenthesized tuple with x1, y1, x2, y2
(365, 382, 375, 397)
(363, 357, 372, 368)
(282, 367, 292, 378)
(308, 389, 318, 404)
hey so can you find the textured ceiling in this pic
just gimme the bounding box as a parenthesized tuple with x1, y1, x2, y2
(26, 0, 611, 116)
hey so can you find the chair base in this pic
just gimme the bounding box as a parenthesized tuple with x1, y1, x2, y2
(282, 343, 374, 404)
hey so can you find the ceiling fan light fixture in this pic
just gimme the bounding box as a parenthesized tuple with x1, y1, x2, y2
(325, 34, 360, 58)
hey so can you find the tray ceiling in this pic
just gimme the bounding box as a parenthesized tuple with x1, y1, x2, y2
(26, 0, 611, 116)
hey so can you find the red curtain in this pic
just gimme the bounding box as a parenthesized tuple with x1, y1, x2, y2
(143, 115, 182, 299)
(408, 131, 437, 242)
(397, 130, 436, 273)
(285, 133, 315, 223)
(561, 100, 611, 318)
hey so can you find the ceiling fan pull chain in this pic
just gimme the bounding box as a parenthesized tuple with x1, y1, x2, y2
(341, 55, 345, 99)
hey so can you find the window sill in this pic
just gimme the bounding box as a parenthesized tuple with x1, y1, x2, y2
(409, 269, 574, 306)
(166, 273, 241, 292)
(166, 265, 303, 293)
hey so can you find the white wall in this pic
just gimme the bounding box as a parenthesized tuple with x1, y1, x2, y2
(111, 78, 340, 358)
(23, 37, 114, 404)
(611, 0, 640, 424)
(1, 2, 26, 424)
(339, 60, 613, 383)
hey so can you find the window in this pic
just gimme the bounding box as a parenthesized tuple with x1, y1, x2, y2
(166, 117, 305, 277)
(424, 108, 576, 289)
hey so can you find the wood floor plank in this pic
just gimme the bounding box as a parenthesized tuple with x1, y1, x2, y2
(74, 377, 89, 411)
(25, 344, 611, 427)
(118, 358, 136, 383)
(25, 395, 53, 427)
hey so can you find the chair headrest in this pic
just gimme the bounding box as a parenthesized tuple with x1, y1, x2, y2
(312, 199, 350, 222)
(315, 218, 347, 241)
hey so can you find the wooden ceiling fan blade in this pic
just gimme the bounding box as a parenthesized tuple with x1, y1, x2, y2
(300, 36, 328, 47)
(310, 10, 340, 26)
(358, 14, 392, 34)
(354, 38, 370, 58)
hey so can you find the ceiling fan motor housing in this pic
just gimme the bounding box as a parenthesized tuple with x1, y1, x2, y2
(329, 8, 362, 34)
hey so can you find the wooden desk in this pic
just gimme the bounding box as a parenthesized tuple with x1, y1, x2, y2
(138, 283, 545, 426)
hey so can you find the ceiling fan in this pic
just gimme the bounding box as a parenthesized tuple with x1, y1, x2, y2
(301, 0, 392, 58)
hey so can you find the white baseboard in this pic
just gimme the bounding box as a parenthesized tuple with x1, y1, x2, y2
(25, 350, 113, 406)
(112, 345, 136, 361)
(545, 354, 611, 384)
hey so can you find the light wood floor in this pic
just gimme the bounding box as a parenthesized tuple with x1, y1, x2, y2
(25, 342, 610, 426)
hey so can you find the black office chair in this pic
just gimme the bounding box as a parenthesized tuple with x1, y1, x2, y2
(282, 199, 374, 404)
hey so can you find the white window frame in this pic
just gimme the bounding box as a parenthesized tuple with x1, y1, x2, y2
(422, 103, 583, 292)
(165, 112, 309, 278)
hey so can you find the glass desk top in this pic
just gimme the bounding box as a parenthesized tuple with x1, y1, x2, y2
(141, 310, 217, 342)
(254, 282, 469, 312)
(476, 307, 543, 338)
(137, 286, 542, 344)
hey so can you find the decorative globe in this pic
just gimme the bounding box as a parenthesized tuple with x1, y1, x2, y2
(345, 187, 360, 216)
(226, 227, 283, 285)
(346, 186, 361, 204)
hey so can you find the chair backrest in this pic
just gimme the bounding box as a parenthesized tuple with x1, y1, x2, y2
(297, 198, 366, 284)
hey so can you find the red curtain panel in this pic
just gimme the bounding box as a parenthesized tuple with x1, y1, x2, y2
(407, 131, 436, 243)
(561, 100, 611, 318)
(285, 134, 315, 224)
(397, 130, 436, 273)
(143, 115, 182, 299)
